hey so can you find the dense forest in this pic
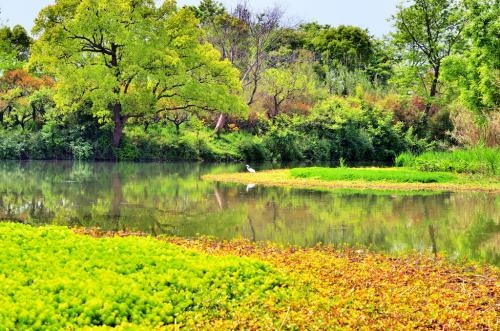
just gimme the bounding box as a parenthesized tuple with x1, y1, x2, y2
(0, 0, 498, 163)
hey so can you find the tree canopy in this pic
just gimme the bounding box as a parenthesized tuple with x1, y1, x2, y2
(31, 0, 247, 147)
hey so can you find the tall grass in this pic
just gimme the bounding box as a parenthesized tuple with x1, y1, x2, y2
(395, 147, 500, 176)
(290, 167, 457, 183)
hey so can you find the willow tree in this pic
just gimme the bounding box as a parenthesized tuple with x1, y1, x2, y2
(31, 0, 246, 147)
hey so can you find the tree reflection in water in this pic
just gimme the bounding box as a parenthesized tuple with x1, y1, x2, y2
(0, 161, 498, 265)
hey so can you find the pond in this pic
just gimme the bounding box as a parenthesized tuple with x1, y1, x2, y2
(1, 161, 498, 265)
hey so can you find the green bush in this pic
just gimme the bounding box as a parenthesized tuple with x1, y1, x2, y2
(263, 117, 304, 162)
(70, 139, 94, 160)
(237, 137, 270, 162)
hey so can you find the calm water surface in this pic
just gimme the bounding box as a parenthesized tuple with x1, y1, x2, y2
(1, 161, 498, 265)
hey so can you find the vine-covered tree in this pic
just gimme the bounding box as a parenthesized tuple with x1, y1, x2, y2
(31, 0, 246, 147)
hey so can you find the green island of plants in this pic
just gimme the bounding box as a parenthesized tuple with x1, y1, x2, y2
(1, 223, 498, 330)
(203, 168, 499, 193)
(203, 147, 500, 193)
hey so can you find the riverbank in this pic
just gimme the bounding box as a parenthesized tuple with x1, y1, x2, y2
(1, 223, 498, 330)
(202, 167, 500, 193)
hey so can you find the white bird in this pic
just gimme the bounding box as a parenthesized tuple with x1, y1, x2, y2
(246, 183, 256, 192)
(246, 164, 256, 173)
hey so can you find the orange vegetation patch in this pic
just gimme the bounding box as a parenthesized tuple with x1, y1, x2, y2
(164, 237, 499, 330)
(75, 228, 499, 330)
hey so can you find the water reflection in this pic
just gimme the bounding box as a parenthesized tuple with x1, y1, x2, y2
(0, 161, 498, 265)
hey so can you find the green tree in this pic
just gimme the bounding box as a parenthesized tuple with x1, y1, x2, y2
(261, 56, 316, 118)
(390, 0, 465, 112)
(441, 0, 499, 115)
(31, 0, 246, 148)
(302, 24, 374, 71)
(0, 25, 32, 72)
(190, 1, 284, 131)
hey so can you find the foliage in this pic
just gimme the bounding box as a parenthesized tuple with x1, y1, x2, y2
(165, 236, 499, 330)
(0, 223, 291, 329)
(390, 0, 466, 113)
(1, 222, 497, 330)
(0, 25, 31, 71)
(301, 23, 374, 71)
(263, 116, 304, 162)
(31, 0, 246, 147)
(396, 147, 500, 175)
(290, 166, 457, 183)
(298, 95, 408, 163)
(261, 59, 316, 118)
(441, 0, 500, 115)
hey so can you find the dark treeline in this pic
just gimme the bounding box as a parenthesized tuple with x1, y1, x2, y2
(0, 0, 498, 163)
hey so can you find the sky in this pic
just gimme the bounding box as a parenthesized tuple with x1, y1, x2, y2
(0, 0, 400, 38)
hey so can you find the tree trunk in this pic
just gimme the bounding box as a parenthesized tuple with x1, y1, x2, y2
(429, 64, 440, 99)
(112, 103, 126, 148)
(425, 64, 440, 115)
(214, 113, 225, 133)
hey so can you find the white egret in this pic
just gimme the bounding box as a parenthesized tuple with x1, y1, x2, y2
(246, 164, 256, 173)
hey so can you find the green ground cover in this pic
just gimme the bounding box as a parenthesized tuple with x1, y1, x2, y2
(0, 224, 289, 330)
(0, 223, 498, 330)
(290, 167, 457, 183)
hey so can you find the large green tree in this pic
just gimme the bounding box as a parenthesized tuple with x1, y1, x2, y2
(31, 0, 246, 147)
(442, 0, 499, 115)
(391, 0, 465, 112)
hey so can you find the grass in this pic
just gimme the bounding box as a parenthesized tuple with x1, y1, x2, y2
(290, 167, 457, 183)
(396, 147, 500, 176)
(1, 223, 497, 330)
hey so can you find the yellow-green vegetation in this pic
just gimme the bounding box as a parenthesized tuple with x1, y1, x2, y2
(0, 224, 289, 330)
(1, 223, 498, 330)
(203, 167, 500, 193)
(290, 167, 457, 183)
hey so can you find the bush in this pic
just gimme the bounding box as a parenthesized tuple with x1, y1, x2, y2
(237, 137, 270, 163)
(70, 139, 94, 160)
(0, 223, 289, 329)
(264, 118, 304, 162)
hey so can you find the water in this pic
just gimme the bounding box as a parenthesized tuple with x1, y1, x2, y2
(1, 161, 498, 265)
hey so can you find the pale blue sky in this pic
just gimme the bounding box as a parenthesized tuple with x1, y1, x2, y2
(0, 0, 400, 38)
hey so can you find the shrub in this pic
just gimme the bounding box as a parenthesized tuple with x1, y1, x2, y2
(237, 137, 270, 163)
(70, 139, 94, 160)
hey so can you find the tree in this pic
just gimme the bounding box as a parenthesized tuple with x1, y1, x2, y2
(261, 55, 316, 118)
(0, 69, 54, 129)
(441, 0, 499, 115)
(302, 23, 374, 70)
(31, 0, 246, 147)
(0, 25, 32, 72)
(191, 1, 283, 131)
(391, 0, 465, 113)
